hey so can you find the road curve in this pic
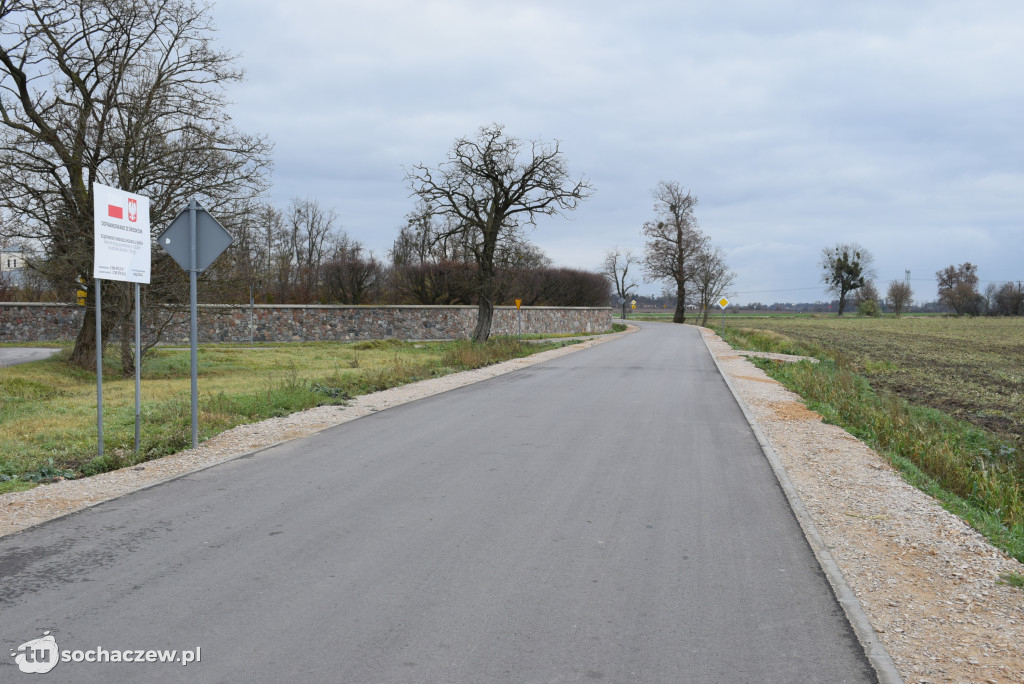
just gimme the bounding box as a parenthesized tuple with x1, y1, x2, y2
(0, 322, 878, 682)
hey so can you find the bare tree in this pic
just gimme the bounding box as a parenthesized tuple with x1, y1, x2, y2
(406, 123, 593, 341)
(993, 281, 1024, 316)
(285, 198, 338, 300)
(982, 282, 999, 315)
(0, 0, 270, 367)
(321, 236, 380, 304)
(936, 262, 982, 316)
(820, 243, 873, 316)
(886, 280, 913, 316)
(641, 181, 707, 324)
(692, 244, 735, 326)
(852, 280, 879, 307)
(390, 203, 438, 267)
(602, 247, 639, 319)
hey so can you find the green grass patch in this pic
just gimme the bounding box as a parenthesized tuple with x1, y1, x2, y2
(998, 572, 1024, 589)
(723, 327, 822, 358)
(0, 337, 571, 493)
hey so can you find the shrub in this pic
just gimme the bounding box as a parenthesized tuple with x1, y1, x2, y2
(857, 299, 880, 316)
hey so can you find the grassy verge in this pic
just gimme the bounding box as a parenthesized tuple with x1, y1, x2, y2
(723, 326, 1024, 564)
(1, 337, 577, 493)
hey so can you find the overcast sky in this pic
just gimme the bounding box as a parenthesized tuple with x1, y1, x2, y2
(211, 0, 1023, 305)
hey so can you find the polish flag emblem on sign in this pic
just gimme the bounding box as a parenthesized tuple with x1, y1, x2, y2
(108, 204, 123, 219)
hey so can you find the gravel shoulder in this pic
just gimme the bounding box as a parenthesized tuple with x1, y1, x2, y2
(3, 324, 1022, 683)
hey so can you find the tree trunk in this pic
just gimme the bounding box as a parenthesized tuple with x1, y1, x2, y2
(472, 298, 494, 342)
(69, 306, 98, 368)
(473, 238, 498, 342)
(119, 311, 134, 378)
(673, 283, 686, 323)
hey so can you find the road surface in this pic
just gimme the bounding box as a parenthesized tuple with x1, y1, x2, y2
(0, 323, 878, 682)
(0, 347, 62, 367)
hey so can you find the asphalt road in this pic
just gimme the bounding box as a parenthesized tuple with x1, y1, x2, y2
(0, 323, 877, 683)
(0, 347, 62, 367)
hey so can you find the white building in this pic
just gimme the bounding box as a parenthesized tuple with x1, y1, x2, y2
(1, 245, 24, 272)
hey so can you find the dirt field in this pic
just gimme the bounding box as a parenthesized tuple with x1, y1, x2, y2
(723, 316, 1024, 447)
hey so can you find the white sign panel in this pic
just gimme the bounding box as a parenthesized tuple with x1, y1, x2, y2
(93, 182, 151, 283)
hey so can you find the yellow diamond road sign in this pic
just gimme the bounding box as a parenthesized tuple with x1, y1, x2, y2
(718, 297, 730, 309)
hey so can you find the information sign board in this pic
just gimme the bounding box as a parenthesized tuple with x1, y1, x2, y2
(93, 183, 150, 283)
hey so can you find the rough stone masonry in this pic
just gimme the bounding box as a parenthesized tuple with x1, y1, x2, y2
(0, 303, 612, 343)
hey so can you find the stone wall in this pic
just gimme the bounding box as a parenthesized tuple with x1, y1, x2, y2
(0, 303, 612, 343)
(0, 304, 82, 341)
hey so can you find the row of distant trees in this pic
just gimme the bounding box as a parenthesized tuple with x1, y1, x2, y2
(819, 245, 1022, 317)
(175, 197, 608, 309)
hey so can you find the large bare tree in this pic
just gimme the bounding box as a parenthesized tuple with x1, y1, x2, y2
(641, 181, 706, 324)
(406, 123, 593, 341)
(0, 0, 270, 367)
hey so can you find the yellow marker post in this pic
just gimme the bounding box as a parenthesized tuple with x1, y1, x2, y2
(514, 299, 522, 341)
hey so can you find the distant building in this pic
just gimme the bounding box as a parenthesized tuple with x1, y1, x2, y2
(1, 245, 24, 272)
(1, 245, 26, 287)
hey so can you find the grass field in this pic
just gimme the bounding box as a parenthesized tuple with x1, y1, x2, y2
(718, 315, 1024, 561)
(0, 337, 576, 493)
(723, 316, 1024, 445)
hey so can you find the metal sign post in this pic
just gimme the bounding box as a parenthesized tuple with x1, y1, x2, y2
(95, 279, 103, 455)
(158, 199, 233, 450)
(717, 297, 730, 338)
(515, 299, 522, 342)
(135, 283, 142, 452)
(249, 284, 255, 347)
(189, 200, 199, 449)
